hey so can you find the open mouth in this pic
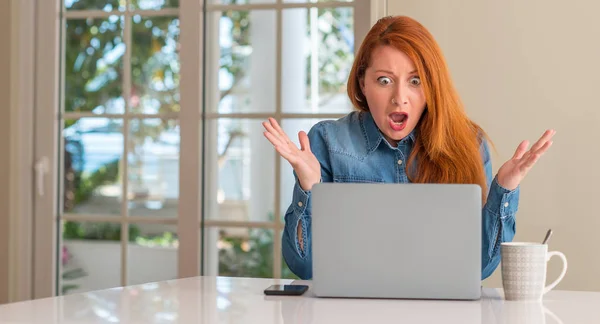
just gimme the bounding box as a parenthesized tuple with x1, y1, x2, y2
(388, 112, 408, 131)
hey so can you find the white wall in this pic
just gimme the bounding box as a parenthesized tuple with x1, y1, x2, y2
(388, 0, 600, 291)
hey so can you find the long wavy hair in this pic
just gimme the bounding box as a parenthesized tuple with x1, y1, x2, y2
(347, 15, 491, 202)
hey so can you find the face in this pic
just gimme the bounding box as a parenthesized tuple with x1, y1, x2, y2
(360, 45, 426, 146)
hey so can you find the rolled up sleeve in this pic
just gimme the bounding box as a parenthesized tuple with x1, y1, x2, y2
(480, 138, 519, 280)
(281, 122, 331, 280)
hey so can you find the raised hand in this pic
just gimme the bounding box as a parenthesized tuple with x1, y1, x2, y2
(262, 118, 321, 191)
(496, 129, 555, 190)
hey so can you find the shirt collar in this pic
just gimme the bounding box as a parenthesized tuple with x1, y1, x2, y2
(360, 110, 416, 152)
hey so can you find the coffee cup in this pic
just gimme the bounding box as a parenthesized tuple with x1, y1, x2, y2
(500, 242, 567, 301)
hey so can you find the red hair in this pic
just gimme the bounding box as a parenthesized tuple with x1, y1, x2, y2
(347, 16, 490, 202)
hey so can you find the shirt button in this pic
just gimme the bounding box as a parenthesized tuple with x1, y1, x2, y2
(298, 201, 303, 207)
(397, 160, 403, 165)
(504, 202, 509, 208)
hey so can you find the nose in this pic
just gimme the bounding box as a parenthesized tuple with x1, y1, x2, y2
(392, 84, 408, 105)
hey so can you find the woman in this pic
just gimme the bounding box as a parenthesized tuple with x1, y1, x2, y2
(263, 16, 554, 280)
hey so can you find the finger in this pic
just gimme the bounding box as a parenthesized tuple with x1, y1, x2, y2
(529, 129, 555, 152)
(298, 131, 311, 153)
(533, 139, 553, 155)
(263, 131, 291, 154)
(518, 140, 552, 173)
(268, 118, 298, 151)
(512, 140, 529, 160)
(262, 120, 279, 137)
(262, 121, 286, 147)
(274, 144, 298, 165)
(269, 118, 293, 143)
(265, 131, 299, 165)
(521, 152, 541, 170)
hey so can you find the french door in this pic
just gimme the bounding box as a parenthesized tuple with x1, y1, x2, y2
(32, 0, 382, 298)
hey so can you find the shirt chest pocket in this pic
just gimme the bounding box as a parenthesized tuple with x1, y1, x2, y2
(333, 176, 386, 183)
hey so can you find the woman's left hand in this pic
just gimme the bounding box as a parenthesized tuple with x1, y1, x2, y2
(496, 129, 556, 191)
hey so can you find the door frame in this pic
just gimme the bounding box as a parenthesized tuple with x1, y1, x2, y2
(7, 0, 36, 303)
(33, 0, 61, 300)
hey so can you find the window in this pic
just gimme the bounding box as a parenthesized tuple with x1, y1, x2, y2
(202, 0, 362, 280)
(33, 0, 378, 297)
(57, 0, 181, 295)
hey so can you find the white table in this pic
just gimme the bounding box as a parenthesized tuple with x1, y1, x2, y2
(0, 276, 597, 323)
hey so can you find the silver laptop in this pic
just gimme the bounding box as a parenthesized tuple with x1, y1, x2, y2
(311, 182, 482, 300)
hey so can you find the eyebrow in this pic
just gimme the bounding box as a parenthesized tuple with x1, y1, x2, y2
(375, 69, 418, 75)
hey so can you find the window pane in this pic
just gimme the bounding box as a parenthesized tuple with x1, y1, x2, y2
(203, 227, 274, 278)
(65, 17, 125, 114)
(61, 221, 124, 294)
(279, 118, 330, 219)
(205, 11, 276, 113)
(204, 119, 275, 222)
(128, 225, 178, 285)
(282, 7, 355, 113)
(130, 0, 179, 10)
(65, 0, 124, 11)
(131, 16, 180, 114)
(128, 119, 180, 217)
(64, 118, 123, 216)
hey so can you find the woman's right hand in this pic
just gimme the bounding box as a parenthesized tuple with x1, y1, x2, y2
(262, 118, 321, 191)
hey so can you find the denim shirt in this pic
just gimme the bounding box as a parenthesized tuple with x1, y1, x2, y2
(282, 110, 519, 280)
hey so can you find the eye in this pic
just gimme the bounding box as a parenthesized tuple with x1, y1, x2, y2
(409, 76, 421, 86)
(377, 76, 392, 86)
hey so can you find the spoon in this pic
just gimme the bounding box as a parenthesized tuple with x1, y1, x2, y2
(542, 229, 553, 245)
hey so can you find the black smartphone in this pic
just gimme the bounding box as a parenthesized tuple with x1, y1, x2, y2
(264, 284, 308, 296)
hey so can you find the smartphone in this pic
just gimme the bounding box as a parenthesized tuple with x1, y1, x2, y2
(264, 284, 308, 296)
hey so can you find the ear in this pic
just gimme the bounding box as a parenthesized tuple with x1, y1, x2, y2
(359, 76, 365, 94)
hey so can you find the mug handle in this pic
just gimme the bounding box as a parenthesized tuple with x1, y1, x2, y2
(543, 251, 568, 295)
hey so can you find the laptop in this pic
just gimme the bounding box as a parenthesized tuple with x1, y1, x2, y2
(311, 182, 482, 300)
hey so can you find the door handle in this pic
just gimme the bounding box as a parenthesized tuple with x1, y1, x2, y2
(34, 156, 49, 196)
